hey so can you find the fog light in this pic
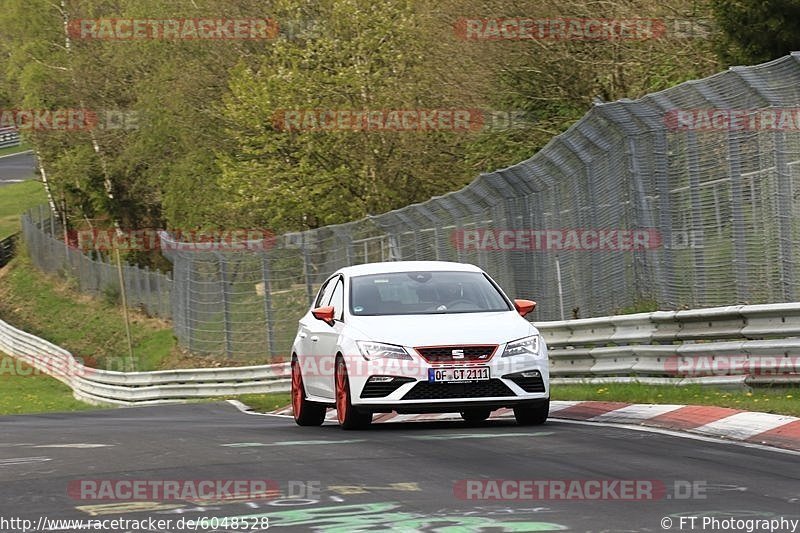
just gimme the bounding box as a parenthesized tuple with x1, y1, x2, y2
(521, 371, 541, 378)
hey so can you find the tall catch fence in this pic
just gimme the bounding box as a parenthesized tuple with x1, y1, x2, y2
(22, 206, 173, 319)
(20, 53, 800, 360)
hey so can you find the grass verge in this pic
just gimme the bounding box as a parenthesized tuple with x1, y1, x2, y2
(0, 354, 98, 415)
(0, 180, 46, 239)
(0, 143, 31, 158)
(551, 383, 800, 417)
(0, 254, 177, 371)
(230, 393, 292, 413)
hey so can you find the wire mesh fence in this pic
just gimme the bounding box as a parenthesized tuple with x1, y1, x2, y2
(22, 206, 173, 319)
(20, 53, 800, 361)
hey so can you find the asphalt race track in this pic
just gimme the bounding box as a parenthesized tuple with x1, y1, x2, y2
(0, 151, 36, 185)
(0, 402, 798, 532)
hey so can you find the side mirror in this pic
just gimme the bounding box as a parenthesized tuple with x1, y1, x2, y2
(312, 306, 336, 326)
(514, 299, 536, 317)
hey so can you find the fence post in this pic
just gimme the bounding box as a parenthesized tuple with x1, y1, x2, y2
(144, 266, 153, 316)
(628, 137, 660, 304)
(217, 253, 234, 358)
(775, 131, 795, 301)
(261, 254, 277, 357)
(154, 269, 162, 317)
(345, 237, 354, 266)
(686, 131, 706, 306)
(653, 131, 676, 306)
(185, 256, 195, 354)
(302, 233, 314, 306)
(584, 163, 603, 316)
(727, 132, 750, 303)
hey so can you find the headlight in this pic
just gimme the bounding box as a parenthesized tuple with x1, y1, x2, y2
(501, 335, 541, 358)
(357, 341, 413, 360)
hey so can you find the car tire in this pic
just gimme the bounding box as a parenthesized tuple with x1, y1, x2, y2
(513, 399, 549, 426)
(460, 408, 492, 423)
(335, 357, 372, 430)
(292, 357, 326, 426)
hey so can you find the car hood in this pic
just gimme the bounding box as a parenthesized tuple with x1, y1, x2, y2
(345, 311, 537, 347)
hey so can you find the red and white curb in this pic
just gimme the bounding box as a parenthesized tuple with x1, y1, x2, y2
(270, 401, 800, 452)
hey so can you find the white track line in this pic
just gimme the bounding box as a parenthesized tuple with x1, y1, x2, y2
(691, 411, 800, 440)
(589, 403, 685, 423)
(225, 400, 800, 455)
(0, 149, 33, 160)
(551, 418, 800, 457)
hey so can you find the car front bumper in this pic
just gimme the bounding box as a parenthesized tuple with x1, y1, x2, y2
(340, 352, 550, 411)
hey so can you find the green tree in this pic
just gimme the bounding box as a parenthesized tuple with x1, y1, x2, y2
(711, 0, 800, 65)
(217, 0, 477, 232)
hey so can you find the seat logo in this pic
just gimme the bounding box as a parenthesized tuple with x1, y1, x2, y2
(452, 349, 465, 359)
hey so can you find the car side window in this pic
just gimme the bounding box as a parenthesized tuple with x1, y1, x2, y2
(315, 277, 338, 308)
(329, 278, 345, 321)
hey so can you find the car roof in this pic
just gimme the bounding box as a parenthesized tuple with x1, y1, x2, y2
(334, 261, 484, 278)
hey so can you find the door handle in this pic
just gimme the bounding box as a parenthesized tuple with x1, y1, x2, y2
(310, 336, 319, 342)
(299, 332, 307, 339)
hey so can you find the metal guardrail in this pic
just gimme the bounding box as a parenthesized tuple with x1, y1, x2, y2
(541, 303, 800, 385)
(0, 127, 20, 149)
(0, 233, 17, 268)
(0, 318, 289, 406)
(1, 302, 798, 406)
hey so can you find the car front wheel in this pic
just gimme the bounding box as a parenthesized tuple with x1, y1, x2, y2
(513, 400, 549, 426)
(292, 357, 326, 426)
(335, 357, 372, 430)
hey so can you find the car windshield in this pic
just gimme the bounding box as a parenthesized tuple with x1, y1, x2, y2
(349, 271, 512, 316)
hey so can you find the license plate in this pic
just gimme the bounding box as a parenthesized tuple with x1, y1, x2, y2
(428, 366, 490, 383)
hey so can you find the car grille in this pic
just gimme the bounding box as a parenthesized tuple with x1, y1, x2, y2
(415, 345, 497, 363)
(505, 374, 546, 393)
(360, 378, 415, 399)
(402, 379, 516, 400)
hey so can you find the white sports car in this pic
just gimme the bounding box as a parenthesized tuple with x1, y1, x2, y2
(291, 261, 550, 429)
